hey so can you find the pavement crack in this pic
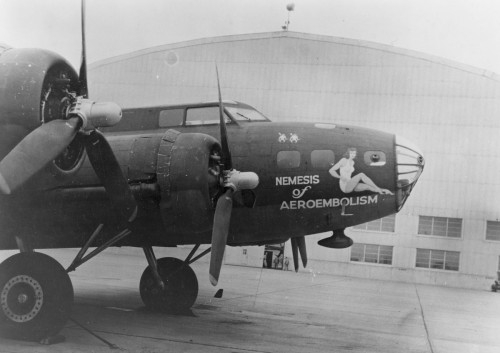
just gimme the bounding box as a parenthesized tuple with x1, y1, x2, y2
(414, 284, 435, 353)
(66, 326, 274, 353)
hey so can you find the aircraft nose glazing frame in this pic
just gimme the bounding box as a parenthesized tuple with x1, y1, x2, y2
(395, 135, 425, 210)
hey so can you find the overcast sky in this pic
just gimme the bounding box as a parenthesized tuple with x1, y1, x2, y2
(2, 0, 500, 74)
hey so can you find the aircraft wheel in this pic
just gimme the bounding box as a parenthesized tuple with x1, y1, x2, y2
(140, 257, 198, 313)
(0, 252, 73, 341)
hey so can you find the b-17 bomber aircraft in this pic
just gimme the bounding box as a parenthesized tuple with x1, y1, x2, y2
(0, 2, 425, 343)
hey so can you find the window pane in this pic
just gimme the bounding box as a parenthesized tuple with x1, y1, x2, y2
(366, 221, 381, 231)
(447, 218, 462, 238)
(311, 150, 335, 169)
(277, 151, 301, 169)
(364, 245, 379, 263)
(416, 249, 430, 268)
(186, 106, 231, 125)
(350, 244, 364, 262)
(379, 246, 393, 265)
(433, 218, 447, 237)
(430, 250, 445, 269)
(159, 109, 183, 127)
(486, 221, 500, 241)
(381, 215, 396, 232)
(225, 106, 268, 121)
(444, 251, 460, 271)
(418, 216, 433, 235)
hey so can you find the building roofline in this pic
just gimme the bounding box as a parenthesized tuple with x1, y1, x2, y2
(89, 31, 500, 81)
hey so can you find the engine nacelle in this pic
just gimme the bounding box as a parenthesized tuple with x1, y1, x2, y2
(0, 48, 84, 176)
(156, 129, 222, 238)
(0, 48, 79, 130)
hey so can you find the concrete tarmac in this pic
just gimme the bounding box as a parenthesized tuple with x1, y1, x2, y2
(0, 248, 499, 353)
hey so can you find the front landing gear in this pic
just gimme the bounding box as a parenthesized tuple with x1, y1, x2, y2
(0, 252, 73, 341)
(140, 257, 198, 313)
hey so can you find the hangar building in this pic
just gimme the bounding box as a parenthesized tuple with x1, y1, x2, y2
(90, 31, 500, 289)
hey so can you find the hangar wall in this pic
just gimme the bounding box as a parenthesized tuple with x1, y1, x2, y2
(90, 32, 500, 289)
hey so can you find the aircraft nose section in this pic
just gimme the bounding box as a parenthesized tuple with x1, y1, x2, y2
(395, 135, 425, 210)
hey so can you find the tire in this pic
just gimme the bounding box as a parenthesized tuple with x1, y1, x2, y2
(139, 257, 198, 313)
(0, 252, 73, 341)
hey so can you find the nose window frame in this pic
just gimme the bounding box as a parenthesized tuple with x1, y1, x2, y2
(395, 142, 425, 210)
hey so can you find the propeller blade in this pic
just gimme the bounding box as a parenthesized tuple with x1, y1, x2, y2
(296, 236, 308, 268)
(209, 188, 233, 286)
(83, 130, 137, 222)
(79, 0, 88, 98)
(290, 237, 299, 272)
(215, 65, 232, 170)
(0, 118, 81, 194)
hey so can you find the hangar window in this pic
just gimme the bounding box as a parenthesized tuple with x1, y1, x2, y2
(364, 151, 386, 166)
(486, 221, 500, 241)
(277, 151, 300, 169)
(311, 150, 335, 169)
(353, 215, 395, 232)
(418, 216, 462, 238)
(350, 244, 393, 265)
(416, 249, 460, 271)
(185, 106, 231, 125)
(159, 109, 184, 127)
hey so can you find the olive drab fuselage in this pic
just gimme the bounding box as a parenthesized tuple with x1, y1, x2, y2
(0, 101, 420, 250)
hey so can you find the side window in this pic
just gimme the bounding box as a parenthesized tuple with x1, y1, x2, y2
(185, 107, 231, 125)
(277, 151, 301, 169)
(159, 109, 184, 127)
(486, 221, 500, 241)
(418, 216, 462, 238)
(364, 151, 386, 166)
(353, 214, 396, 232)
(350, 243, 393, 265)
(311, 150, 335, 169)
(416, 249, 460, 271)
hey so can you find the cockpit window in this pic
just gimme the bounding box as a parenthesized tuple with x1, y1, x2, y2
(185, 106, 231, 125)
(225, 106, 268, 122)
(364, 151, 386, 166)
(159, 108, 183, 127)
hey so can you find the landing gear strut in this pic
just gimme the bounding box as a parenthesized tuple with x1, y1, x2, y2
(0, 252, 73, 341)
(140, 245, 208, 313)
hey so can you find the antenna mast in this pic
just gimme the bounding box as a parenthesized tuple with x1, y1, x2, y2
(282, 3, 295, 31)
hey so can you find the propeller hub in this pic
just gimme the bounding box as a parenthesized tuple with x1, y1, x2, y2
(224, 170, 259, 192)
(67, 98, 122, 130)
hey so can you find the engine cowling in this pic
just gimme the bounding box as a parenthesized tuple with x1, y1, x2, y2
(156, 129, 222, 238)
(0, 48, 85, 176)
